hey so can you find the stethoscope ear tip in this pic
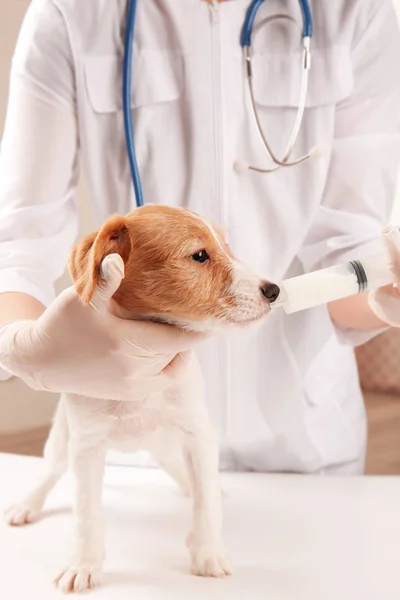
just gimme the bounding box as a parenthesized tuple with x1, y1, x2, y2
(234, 160, 250, 174)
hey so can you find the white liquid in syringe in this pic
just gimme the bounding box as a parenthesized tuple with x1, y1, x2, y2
(273, 253, 394, 314)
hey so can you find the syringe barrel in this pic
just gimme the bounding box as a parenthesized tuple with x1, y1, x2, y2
(274, 252, 394, 314)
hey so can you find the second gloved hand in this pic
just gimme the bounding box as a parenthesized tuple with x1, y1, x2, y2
(0, 254, 204, 400)
(369, 226, 400, 327)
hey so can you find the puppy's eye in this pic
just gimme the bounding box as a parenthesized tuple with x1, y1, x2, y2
(191, 250, 209, 263)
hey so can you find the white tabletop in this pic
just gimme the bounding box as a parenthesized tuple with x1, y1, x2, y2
(1, 453, 400, 599)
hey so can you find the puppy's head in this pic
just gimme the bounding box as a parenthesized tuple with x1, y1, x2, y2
(68, 206, 279, 331)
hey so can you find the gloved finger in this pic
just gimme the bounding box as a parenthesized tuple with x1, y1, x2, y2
(91, 254, 125, 309)
(381, 226, 400, 277)
(369, 288, 400, 327)
(116, 353, 192, 400)
(161, 349, 192, 378)
(152, 350, 193, 392)
(124, 319, 209, 355)
(109, 352, 192, 401)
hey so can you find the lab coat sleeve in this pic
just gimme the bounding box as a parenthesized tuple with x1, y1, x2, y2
(0, 0, 79, 309)
(297, 0, 400, 346)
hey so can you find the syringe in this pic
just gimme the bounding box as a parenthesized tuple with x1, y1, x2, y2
(272, 253, 394, 314)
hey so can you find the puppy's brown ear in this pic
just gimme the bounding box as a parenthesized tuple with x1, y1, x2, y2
(68, 215, 132, 305)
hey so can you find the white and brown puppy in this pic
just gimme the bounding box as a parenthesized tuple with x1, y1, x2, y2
(4, 205, 279, 593)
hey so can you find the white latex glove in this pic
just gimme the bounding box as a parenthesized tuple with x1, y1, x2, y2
(0, 254, 204, 400)
(369, 226, 400, 327)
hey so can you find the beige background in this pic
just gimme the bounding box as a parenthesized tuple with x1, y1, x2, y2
(1, 0, 400, 433)
(0, 0, 95, 432)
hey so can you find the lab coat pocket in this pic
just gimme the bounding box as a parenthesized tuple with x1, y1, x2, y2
(83, 50, 183, 114)
(251, 45, 353, 108)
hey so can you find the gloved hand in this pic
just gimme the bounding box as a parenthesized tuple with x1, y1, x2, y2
(0, 254, 204, 400)
(369, 226, 400, 327)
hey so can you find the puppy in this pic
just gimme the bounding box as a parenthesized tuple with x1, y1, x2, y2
(4, 205, 279, 593)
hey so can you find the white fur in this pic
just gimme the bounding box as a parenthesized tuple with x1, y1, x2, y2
(4, 352, 232, 592)
(4, 210, 274, 592)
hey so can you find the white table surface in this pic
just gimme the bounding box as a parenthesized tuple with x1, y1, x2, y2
(1, 453, 400, 599)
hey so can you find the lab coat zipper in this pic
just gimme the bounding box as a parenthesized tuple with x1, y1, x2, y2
(210, 0, 222, 217)
(210, 0, 231, 456)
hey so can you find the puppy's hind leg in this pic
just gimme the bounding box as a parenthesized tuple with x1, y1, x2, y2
(149, 433, 191, 497)
(4, 399, 69, 526)
(155, 453, 192, 497)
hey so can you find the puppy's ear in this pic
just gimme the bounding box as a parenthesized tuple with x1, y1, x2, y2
(68, 215, 132, 304)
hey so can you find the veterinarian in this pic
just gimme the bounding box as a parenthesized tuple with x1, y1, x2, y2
(1, 0, 400, 475)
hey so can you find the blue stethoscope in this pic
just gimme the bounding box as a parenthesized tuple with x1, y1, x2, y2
(123, 0, 314, 208)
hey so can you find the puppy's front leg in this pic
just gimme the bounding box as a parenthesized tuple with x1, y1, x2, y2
(54, 443, 106, 593)
(184, 425, 232, 578)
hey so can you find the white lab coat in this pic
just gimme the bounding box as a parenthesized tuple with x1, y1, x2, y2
(1, 0, 400, 474)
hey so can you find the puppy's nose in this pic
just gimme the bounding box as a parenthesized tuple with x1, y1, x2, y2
(261, 282, 280, 303)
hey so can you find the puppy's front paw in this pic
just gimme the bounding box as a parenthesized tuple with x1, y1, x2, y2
(190, 544, 233, 578)
(54, 566, 103, 593)
(4, 501, 41, 526)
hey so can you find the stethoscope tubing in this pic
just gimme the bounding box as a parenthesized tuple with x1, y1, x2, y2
(123, 0, 144, 207)
(123, 0, 313, 206)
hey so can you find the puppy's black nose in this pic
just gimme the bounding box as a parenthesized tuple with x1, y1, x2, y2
(261, 282, 280, 303)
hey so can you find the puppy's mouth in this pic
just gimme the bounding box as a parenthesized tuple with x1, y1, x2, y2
(110, 298, 272, 331)
(225, 308, 271, 327)
(150, 304, 271, 327)
(223, 295, 272, 325)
